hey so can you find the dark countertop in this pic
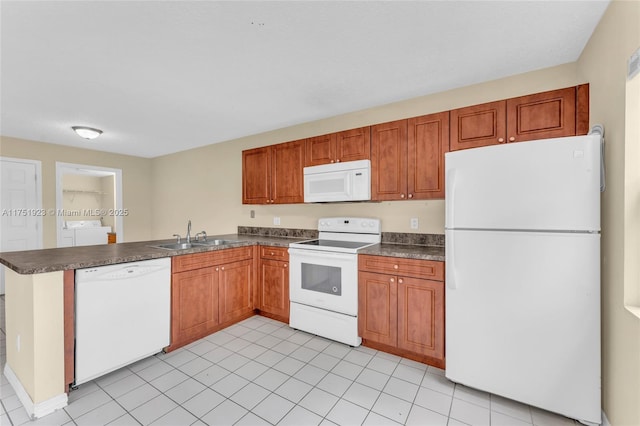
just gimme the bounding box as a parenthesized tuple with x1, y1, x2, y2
(0, 234, 303, 274)
(360, 243, 445, 262)
(0, 233, 445, 275)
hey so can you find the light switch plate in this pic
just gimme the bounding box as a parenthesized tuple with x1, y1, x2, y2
(273, 217, 281, 225)
(410, 218, 419, 229)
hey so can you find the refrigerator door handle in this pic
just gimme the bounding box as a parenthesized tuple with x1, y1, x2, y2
(445, 168, 456, 228)
(446, 231, 457, 289)
(599, 138, 606, 192)
(589, 124, 605, 192)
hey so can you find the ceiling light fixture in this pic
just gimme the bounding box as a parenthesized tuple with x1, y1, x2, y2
(72, 126, 103, 140)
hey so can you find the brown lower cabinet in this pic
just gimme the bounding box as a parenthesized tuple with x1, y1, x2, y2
(358, 254, 445, 368)
(168, 246, 254, 351)
(258, 246, 290, 322)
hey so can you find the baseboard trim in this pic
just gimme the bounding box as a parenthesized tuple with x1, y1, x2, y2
(3, 364, 68, 419)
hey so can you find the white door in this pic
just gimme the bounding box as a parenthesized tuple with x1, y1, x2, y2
(0, 158, 43, 293)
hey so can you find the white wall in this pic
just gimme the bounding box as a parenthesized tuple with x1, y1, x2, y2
(577, 1, 640, 424)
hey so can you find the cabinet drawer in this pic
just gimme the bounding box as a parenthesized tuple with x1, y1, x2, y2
(173, 246, 253, 273)
(260, 245, 289, 261)
(213, 246, 253, 264)
(173, 251, 218, 273)
(359, 254, 444, 281)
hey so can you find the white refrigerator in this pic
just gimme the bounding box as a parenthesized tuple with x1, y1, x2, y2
(444, 133, 603, 425)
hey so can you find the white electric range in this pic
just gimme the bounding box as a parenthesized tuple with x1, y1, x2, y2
(288, 217, 381, 346)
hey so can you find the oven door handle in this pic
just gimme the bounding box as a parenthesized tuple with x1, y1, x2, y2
(288, 248, 356, 260)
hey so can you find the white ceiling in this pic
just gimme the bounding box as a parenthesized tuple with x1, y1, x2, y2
(1, 1, 609, 159)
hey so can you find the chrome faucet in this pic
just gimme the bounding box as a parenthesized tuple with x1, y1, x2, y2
(195, 231, 207, 242)
(186, 219, 192, 244)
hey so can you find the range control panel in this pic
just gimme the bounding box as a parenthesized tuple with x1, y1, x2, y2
(317, 217, 381, 234)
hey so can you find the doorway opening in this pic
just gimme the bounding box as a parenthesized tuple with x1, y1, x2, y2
(55, 162, 123, 248)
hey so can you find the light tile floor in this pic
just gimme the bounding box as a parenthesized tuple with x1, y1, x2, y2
(0, 296, 581, 425)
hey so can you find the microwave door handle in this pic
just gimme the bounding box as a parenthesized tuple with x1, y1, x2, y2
(345, 172, 351, 196)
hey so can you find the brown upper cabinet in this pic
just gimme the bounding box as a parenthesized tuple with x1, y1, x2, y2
(305, 126, 371, 166)
(450, 85, 589, 151)
(371, 112, 448, 201)
(371, 120, 408, 201)
(242, 139, 305, 204)
(243, 84, 588, 203)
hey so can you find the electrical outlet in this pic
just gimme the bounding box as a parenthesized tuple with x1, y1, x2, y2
(250, 210, 255, 218)
(410, 218, 419, 229)
(273, 217, 281, 225)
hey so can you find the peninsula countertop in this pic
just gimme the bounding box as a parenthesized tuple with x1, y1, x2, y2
(0, 234, 445, 275)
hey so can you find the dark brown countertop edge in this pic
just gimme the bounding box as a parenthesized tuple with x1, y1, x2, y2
(0, 234, 300, 275)
(359, 243, 445, 262)
(0, 232, 445, 275)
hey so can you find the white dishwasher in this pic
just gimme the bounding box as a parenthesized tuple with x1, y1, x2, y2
(75, 258, 171, 385)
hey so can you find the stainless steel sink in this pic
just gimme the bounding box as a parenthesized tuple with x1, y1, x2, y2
(193, 239, 240, 246)
(150, 239, 240, 250)
(151, 242, 197, 250)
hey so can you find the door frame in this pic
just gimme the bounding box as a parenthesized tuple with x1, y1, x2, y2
(55, 162, 124, 247)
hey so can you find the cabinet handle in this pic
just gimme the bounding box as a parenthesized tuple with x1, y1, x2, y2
(330, 160, 335, 163)
(336, 159, 341, 163)
(284, 263, 288, 268)
(221, 266, 225, 271)
(393, 264, 399, 269)
(270, 252, 274, 255)
(498, 137, 505, 143)
(400, 194, 405, 199)
(398, 278, 403, 284)
(408, 194, 413, 199)
(509, 136, 516, 142)
(390, 278, 395, 283)
(215, 267, 219, 271)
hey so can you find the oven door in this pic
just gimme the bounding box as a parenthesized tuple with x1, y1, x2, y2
(288, 248, 358, 316)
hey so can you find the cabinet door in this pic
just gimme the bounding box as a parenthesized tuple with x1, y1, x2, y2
(371, 120, 408, 201)
(397, 276, 444, 360)
(408, 112, 449, 199)
(219, 259, 254, 324)
(242, 147, 271, 204)
(336, 126, 371, 163)
(358, 271, 397, 347)
(506, 86, 576, 143)
(271, 140, 305, 204)
(260, 259, 289, 320)
(171, 268, 219, 346)
(450, 100, 506, 151)
(305, 134, 336, 166)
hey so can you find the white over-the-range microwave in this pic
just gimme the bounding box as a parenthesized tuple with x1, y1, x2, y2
(303, 159, 371, 203)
